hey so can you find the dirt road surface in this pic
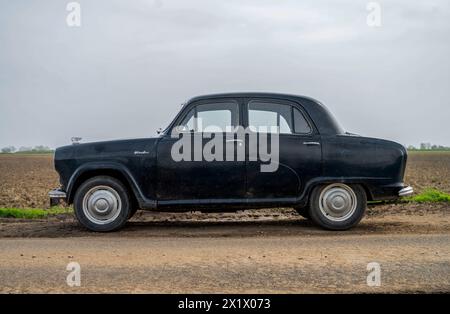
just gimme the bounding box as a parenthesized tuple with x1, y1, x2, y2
(1, 204, 449, 293)
(0, 234, 449, 293)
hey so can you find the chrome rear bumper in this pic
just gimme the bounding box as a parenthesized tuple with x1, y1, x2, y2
(398, 186, 414, 197)
(49, 189, 67, 206)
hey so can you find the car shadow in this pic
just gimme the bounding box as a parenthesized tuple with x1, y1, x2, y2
(111, 218, 406, 238)
(0, 215, 409, 238)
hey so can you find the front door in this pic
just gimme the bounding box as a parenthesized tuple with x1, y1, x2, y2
(244, 98, 322, 201)
(156, 99, 246, 203)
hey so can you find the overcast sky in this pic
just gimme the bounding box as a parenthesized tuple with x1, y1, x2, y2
(0, 0, 449, 149)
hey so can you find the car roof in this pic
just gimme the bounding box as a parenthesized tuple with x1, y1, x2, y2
(186, 92, 322, 105)
(176, 92, 344, 136)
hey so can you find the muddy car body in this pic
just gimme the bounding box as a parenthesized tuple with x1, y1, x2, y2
(50, 92, 413, 231)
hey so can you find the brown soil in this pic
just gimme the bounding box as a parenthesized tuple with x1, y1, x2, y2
(0, 154, 58, 208)
(405, 152, 450, 193)
(0, 151, 449, 208)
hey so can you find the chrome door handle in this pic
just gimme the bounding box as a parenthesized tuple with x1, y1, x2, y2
(303, 141, 320, 146)
(226, 139, 244, 146)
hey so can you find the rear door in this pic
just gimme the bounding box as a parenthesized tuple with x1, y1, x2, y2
(244, 98, 322, 200)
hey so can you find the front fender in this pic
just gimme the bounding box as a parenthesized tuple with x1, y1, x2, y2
(66, 162, 155, 208)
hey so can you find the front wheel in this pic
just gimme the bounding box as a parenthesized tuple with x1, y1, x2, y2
(73, 176, 131, 232)
(294, 205, 310, 219)
(309, 183, 366, 230)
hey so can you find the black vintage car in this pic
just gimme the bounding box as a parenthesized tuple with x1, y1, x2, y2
(49, 92, 413, 231)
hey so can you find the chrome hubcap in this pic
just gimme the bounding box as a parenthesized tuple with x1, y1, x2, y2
(319, 183, 357, 222)
(82, 185, 122, 225)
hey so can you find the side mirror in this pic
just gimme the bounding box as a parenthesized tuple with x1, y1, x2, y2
(171, 125, 195, 137)
(156, 128, 162, 134)
(71, 137, 82, 145)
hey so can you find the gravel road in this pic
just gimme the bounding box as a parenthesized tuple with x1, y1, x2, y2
(1, 204, 449, 293)
(0, 234, 449, 293)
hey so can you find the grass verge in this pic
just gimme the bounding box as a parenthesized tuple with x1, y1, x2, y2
(0, 207, 72, 219)
(404, 188, 450, 203)
(1, 189, 448, 219)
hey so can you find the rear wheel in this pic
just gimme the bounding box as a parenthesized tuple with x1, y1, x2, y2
(309, 183, 366, 230)
(74, 176, 131, 232)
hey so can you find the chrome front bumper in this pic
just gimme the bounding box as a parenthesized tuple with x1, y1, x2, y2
(398, 186, 414, 197)
(49, 189, 67, 206)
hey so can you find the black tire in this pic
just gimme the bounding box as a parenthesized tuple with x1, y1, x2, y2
(294, 205, 310, 219)
(309, 183, 366, 230)
(73, 176, 131, 232)
(128, 207, 139, 219)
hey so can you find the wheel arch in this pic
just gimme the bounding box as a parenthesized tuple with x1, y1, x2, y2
(66, 163, 142, 208)
(302, 178, 374, 204)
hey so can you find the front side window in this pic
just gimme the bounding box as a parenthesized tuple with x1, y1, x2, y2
(176, 102, 238, 133)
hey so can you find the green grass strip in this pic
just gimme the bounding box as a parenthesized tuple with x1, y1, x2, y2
(0, 207, 72, 219)
(404, 188, 450, 203)
(1, 189, 449, 219)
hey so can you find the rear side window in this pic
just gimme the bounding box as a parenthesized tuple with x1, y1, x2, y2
(248, 101, 293, 134)
(293, 108, 312, 134)
(248, 101, 312, 134)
